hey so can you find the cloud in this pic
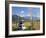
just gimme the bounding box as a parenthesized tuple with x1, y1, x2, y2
(21, 10, 24, 13)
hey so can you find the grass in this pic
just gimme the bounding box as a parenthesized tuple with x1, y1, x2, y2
(12, 20, 40, 31)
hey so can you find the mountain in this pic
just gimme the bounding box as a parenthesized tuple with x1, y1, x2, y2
(12, 15, 40, 22)
(24, 16, 31, 19)
(12, 15, 24, 21)
(12, 15, 19, 22)
(32, 16, 40, 20)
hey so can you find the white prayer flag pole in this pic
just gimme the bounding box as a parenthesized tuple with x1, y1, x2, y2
(29, 8, 33, 30)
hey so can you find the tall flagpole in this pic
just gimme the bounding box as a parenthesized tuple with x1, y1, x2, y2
(29, 8, 33, 30)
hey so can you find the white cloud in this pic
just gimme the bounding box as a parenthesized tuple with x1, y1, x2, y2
(21, 10, 24, 13)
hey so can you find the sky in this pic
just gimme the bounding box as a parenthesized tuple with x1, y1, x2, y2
(12, 7, 40, 17)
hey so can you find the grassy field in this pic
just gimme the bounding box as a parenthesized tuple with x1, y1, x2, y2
(12, 20, 40, 31)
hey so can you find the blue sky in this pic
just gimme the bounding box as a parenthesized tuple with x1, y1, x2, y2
(12, 7, 40, 17)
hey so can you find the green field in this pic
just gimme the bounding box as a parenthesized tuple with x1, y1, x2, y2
(12, 20, 40, 31)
